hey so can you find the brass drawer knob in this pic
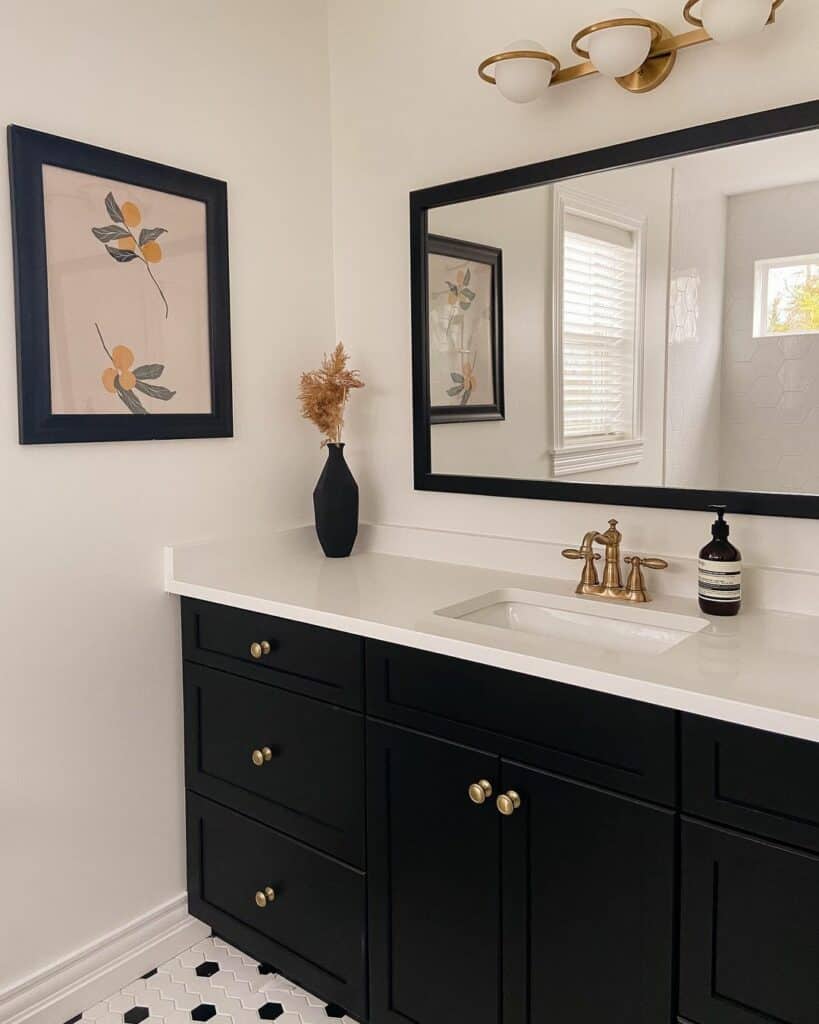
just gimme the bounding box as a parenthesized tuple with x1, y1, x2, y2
(254, 886, 276, 907)
(468, 779, 493, 805)
(249, 640, 272, 659)
(497, 790, 522, 816)
(251, 747, 273, 767)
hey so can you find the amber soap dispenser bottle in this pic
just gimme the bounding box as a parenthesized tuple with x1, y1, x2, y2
(698, 507, 741, 616)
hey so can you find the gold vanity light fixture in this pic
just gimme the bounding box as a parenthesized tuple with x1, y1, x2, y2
(478, 1, 785, 102)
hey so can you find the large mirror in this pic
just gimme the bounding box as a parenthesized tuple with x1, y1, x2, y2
(411, 101, 819, 517)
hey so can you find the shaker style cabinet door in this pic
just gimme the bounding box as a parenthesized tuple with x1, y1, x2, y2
(500, 760, 676, 1024)
(680, 819, 819, 1024)
(367, 721, 501, 1024)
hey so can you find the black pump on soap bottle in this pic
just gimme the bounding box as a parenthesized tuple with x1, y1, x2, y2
(698, 506, 742, 616)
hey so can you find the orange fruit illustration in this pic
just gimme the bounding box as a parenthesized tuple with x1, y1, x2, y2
(111, 345, 134, 371)
(102, 367, 117, 393)
(141, 240, 162, 263)
(121, 201, 141, 228)
(119, 369, 136, 390)
(118, 236, 136, 251)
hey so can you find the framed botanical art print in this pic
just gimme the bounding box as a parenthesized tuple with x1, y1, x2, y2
(427, 234, 504, 424)
(8, 125, 232, 443)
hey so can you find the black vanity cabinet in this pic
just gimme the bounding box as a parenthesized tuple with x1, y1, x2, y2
(501, 761, 676, 1024)
(678, 716, 819, 1024)
(367, 723, 502, 1024)
(181, 599, 368, 1019)
(180, 599, 819, 1024)
(366, 643, 677, 1024)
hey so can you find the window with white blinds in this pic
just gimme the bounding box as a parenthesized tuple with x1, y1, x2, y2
(552, 189, 645, 477)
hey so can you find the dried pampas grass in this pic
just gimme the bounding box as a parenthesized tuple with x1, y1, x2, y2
(299, 342, 364, 445)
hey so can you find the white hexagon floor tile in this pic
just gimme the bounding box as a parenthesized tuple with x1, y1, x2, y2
(64, 936, 357, 1024)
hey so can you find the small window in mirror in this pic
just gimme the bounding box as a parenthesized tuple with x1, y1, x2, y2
(552, 187, 646, 477)
(753, 254, 819, 338)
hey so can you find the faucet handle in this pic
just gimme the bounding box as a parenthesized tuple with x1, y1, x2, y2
(626, 556, 668, 571)
(623, 555, 668, 603)
(562, 548, 601, 561)
(562, 546, 601, 591)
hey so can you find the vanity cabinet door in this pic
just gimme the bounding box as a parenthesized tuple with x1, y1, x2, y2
(501, 760, 676, 1024)
(367, 720, 501, 1024)
(679, 819, 819, 1024)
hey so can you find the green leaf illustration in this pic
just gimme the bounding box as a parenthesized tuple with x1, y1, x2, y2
(450, 372, 464, 383)
(105, 245, 139, 263)
(135, 381, 176, 401)
(115, 378, 148, 414)
(460, 287, 476, 301)
(460, 388, 472, 405)
(105, 192, 124, 223)
(459, 300, 473, 311)
(133, 364, 164, 380)
(92, 224, 131, 242)
(138, 226, 167, 246)
(464, 267, 471, 286)
(446, 385, 464, 397)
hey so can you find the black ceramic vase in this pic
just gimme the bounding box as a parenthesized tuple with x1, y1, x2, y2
(313, 443, 359, 557)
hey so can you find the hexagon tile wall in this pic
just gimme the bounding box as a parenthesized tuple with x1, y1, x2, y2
(64, 936, 356, 1024)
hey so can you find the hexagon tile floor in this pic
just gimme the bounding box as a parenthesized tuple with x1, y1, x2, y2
(64, 935, 357, 1024)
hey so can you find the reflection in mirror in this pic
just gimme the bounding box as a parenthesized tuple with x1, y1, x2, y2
(426, 130, 819, 495)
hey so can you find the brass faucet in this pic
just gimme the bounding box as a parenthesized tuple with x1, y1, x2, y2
(562, 519, 668, 603)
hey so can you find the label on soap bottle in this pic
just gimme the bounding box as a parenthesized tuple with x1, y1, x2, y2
(698, 559, 742, 604)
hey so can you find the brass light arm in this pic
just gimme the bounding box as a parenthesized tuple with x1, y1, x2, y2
(480, 1, 785, 96)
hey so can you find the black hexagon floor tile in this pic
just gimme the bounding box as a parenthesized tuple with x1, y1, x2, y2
(191, 1005, 217, 1022)
(258, 1004, 284, 1021)
(123, 1009, 150, 1024)
(194, 961, 220, 978)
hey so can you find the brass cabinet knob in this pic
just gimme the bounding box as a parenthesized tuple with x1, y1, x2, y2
(468, 779, 493, 805)
(254, 886, 276, 907)
(251, 747, 273, 767)
(249, 640, 272, 659)
(496, 790, 522, 816)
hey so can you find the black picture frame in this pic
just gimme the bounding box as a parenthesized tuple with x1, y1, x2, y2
(410, 99, 819, 519)
(8, 124, 232, 444)
(427, 234, 504, 424)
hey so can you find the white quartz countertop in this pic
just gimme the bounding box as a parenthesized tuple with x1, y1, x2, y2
(165, 530, 819, 743)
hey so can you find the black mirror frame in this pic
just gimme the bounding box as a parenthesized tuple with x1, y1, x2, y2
(410, 99, 819, 519)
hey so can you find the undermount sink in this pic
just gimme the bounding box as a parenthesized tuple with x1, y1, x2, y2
(436, 588, 709, 656)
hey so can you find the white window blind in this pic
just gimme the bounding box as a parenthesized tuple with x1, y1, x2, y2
(561, 215, 637, 442)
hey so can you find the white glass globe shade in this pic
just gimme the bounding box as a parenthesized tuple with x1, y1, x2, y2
(700, 0, 771, 43)
(586, 8, 652, 78)
(494, 40, 552, 104)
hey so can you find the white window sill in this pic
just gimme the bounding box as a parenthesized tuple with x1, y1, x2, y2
(551, 438, 644, 477)
(752, 329, 819, 340)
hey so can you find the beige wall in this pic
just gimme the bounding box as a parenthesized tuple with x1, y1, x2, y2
(327, 0, 819, 568)
(0, 0, 334, 993)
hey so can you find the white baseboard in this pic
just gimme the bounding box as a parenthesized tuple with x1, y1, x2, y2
(0, 894, 210, 1024)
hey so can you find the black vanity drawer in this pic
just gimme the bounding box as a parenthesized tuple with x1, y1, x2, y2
(366, 641, 676, 804)
(187, 794, 367, 1020)
(184, 663, 365, 865)
(182, 598, 363, 708)
(679, 819, 819, 1024)
(682, 715, 819, 853)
